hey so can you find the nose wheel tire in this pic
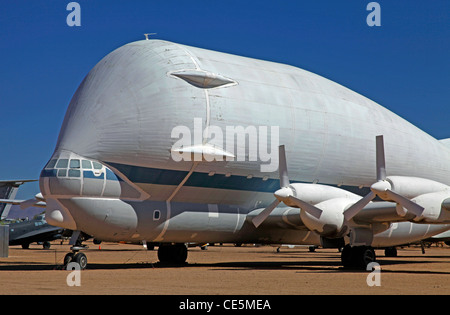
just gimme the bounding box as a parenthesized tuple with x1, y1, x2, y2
(73, 252, 88, 270)
(64, 252, 88, 270)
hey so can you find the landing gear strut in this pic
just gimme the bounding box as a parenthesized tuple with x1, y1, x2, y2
(341, 245, 376, 270)
(63, 231, 89, 270)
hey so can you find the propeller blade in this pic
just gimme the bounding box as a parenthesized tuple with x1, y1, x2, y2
(373, 136, 424, 217)
(252, 199, 281, 228)
(375, 135, 386, 181)
(385, 190, 424, 217)
(287, 196, 323, 219)
(343, 191, 376, 221)
(278, 145, 290, 188)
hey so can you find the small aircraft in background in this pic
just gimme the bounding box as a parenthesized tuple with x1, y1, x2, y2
(8, 214, 64, 249)
(0, 180, 65, 249)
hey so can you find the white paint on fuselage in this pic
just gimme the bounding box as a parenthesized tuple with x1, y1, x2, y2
(55, 40, 450, 194)
(42, 39, 450, 245)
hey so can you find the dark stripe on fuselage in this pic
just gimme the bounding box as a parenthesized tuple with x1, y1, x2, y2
(106, 162, 370, 196)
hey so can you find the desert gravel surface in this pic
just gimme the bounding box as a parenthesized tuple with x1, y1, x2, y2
(0, 241, 449, 295)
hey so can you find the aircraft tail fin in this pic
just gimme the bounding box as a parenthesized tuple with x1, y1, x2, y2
(0, 180, 37, 220)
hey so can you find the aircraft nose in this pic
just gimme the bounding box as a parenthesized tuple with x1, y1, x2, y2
(39, 151, 147, 200)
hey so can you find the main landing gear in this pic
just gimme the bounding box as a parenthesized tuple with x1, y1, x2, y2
(60, 233, 188, 269)
(341, 245, 376, 270)
(63, 231, 89, 270)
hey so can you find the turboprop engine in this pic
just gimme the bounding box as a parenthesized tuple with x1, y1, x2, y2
(299, 197, 350, 238)
(280, 183, 360, 238)
(251, 146, 369, 238)
(367, 175, 450, 222)
(252, 136, 450, 242)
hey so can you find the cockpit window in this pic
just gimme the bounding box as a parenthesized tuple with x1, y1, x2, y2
(70, 159, 80, 169)
(45, 159, 57, 169)
(57, 169, 67, 177)
(56, 159, 69, 168)
(82, 160, 92, 169)
(92, 162, 103, 170)
(68, 169, 81, 177)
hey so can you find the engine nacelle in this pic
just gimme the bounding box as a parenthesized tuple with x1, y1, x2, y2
(300, 197, 353, 238)
(413, 190, 450, 223)
(288, 183, 361, 238)
(387, 176, 449, 199)
(289, 183, 360, 205)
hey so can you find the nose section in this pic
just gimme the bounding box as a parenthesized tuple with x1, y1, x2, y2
(39, 153, 78, 230)
(40, 150, 147, 201)
(39, 159, 55, 199)
(40, 150, 101, 230)
(39, 151, 84, 198)
(39, 150, 109, 200)
(39, 150, 148, 230)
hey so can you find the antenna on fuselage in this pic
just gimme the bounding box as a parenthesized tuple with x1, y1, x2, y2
(144, 33, 157, 40)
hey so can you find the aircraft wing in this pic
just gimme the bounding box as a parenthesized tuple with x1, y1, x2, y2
(351, 201, 416, 223)
(0, 199, 46, 208)
(354, 197, 450, 224)
(248, 201, 420, 230)
(0, 199, 25, 205)
(247, 207, 308, 230)
(0, 180, 38, 219)
(0, 180, 37, 185)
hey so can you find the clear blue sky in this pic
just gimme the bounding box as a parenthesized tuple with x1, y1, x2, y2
(0, 0, 449, 199)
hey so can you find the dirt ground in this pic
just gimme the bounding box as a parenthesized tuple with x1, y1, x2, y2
(0, 241, 449, 295)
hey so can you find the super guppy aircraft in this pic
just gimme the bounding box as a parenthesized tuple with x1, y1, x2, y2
(37, 39, 450, 269)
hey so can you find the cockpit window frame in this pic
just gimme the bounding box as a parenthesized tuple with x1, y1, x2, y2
(70, 159, 81, 169)
(45, 159, 58, 169)
(56, 159, 69, 169)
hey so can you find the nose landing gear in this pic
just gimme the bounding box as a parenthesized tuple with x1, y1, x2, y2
(64, 249, 88, 270)
(63, 231, 89, 270)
